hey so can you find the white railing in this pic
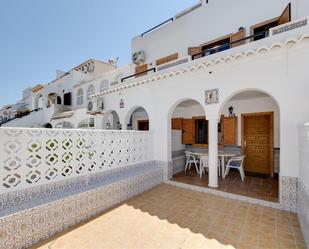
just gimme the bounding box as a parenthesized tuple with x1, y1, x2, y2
(0, 128, 153, 194)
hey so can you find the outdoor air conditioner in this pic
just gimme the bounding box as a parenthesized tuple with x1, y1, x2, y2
(132, 50, 146, 65)
(87, 98, 104, 114)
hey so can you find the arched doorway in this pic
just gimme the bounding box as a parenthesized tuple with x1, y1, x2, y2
(47, 93, 58, 107)
(218, 89, 280, 201)
(125, 107, 149, 131)
(169, 99, 206, 176)
(102, 110, 121, 130)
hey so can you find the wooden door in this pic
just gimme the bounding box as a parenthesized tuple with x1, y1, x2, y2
(278, 3, 291, 25)
(222, 117, 237, 145)
(135, 64, 148, 78)
(231, 29, 246, 48)
(242, 113, 274, 175)
(182, 119, 195, 144)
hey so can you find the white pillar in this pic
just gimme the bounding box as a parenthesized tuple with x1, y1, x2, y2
(208, 118, 219, 188)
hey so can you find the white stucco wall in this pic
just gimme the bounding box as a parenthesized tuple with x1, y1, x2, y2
(132, 0, 304, 65)
(102, 37, 309, 178)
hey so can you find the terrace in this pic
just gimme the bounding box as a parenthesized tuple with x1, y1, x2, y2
(0, 121, 308, 248)
(32, 185, 305, 249)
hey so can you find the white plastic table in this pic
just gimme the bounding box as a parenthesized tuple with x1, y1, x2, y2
(196, 152, 237, 179)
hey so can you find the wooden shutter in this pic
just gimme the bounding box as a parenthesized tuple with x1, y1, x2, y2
(182, 119, 195, 144)
(231, 29, 246, 48)
(188, 47, 201, 56)
(172, 118, 183, 130)
(278, 3, 291, 25)
(156, 53, 178, 66)
(135, 64, 148, 78)
(222, 117, 237, 145)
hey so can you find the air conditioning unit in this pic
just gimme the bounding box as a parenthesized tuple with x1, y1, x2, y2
(132, 50, 146, 65)
(87, 98, 104, 115)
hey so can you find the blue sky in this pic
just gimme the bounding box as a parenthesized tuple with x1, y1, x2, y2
(0, 0, 197, 106)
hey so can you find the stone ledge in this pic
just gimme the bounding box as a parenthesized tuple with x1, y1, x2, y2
(0, 161, 158, 218)
(0, 164, 163, 249)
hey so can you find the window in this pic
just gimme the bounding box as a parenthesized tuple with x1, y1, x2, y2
(87, 85, 95, 100)
(77, 89, 83, 105)
(195, 119, 209, 144)
(100, 80, 109, 92)
(78, 118, 95, 129)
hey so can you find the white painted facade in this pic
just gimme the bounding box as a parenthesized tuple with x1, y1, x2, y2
(1, 0, 309, 210)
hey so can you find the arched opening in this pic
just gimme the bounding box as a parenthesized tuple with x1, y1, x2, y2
(87, 85, 95, 100)
(57, 96, 62, 105)
(170, 91, 280, 203)
(55, 121, 74, 129)
(102, 110, 121, 130)
(125, 107, 149, 131)
(34, 94, 44, 110)
(169, 99, 207, 177)
(47, 93, 58, 107)
(77, 88, 84, 105)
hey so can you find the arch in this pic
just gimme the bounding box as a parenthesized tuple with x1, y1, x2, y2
(125, 106, 149, 130)
(47, 93, 58, 107)
(57, 96, 62, 105)
(218, 88, 280, 120)
(167, 98, 206, 121)
(167, 98, 207, 178)
(218, 88, 280, 180)
(87, 85, 95, 100)
(102, 110, 121, 130)
(77, 88, 84, 105)
(34, 93, 44, 109)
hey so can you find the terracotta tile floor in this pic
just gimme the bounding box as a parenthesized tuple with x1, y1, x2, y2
(32, 184, 305, 249)
(172, 169, 279, 202)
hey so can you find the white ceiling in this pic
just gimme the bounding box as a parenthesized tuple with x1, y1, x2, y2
(177, 100, 200, 107)
(230, 91, 269, 101)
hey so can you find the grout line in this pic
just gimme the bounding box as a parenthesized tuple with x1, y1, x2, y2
(289, 212, 299, 249)
(236, 202, 251, 248)
(257, 205, 262, 249)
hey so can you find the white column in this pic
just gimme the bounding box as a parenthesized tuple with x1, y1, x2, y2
(208, 118, 219, 188)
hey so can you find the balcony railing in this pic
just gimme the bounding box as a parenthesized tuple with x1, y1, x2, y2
(141, 18, 174, 37)
(191, 30, 268, 60)
(121, 68, 156, 82)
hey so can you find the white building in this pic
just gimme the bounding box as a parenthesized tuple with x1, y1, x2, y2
(1, 0, 309, 247)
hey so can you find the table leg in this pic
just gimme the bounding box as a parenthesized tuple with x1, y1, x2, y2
(221, 156, 225, 179)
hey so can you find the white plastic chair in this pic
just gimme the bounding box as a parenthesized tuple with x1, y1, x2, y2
(199, 155, 221, 178)
(199, 155, 208, 178)
(185, 151, 200, 174)
(224, 155, 246, 181)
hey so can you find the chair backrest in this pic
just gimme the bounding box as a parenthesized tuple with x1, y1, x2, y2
(185, 151, 198, 162)
(229, 155, 245, 167)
